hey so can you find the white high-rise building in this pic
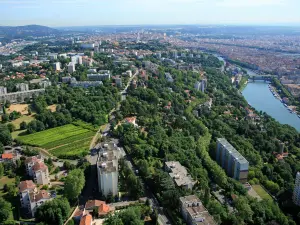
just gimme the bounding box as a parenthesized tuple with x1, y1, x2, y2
(25, 156, 50, 186)
(293, 172, 300, 205)
(53, 62, 61, 71)
(97, 143, 121, 197)
(68, 62, 76, 73)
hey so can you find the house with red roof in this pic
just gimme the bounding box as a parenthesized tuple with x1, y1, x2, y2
(1, 153, 13, 161)
(79, 213, 92, 225)
(25, 156, 50, 186)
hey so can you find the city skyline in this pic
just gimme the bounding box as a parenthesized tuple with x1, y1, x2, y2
(1, 0, 300, 27)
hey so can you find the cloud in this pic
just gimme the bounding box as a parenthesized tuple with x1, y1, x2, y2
(217, 0, 286, 7)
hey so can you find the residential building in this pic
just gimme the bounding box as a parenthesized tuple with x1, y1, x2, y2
(293, 172, 300, 206)
(19, 180, 37, 215)
(16, 83, 29, 92)
(82, 57, 94, 67)
(0, 86, 6, 95)
(180, 195, 216, 225)
(126, 70, 132, 77)
(29, 190, 52, 217)
(68, 62, 76, 73)
(1, 153, 14, 162)
(29, 78, 51, 88)
(87, 72, 111, 81)
(81, 43, 95, 49)
(0, 64, 2, 69)
(18, 181, 51, 217)
(79, 213, 92, 225)
(48, 53, 58, 60)
(71, 55, 83, 65)
(32, 161, 51, 186)
(216, 138, 249, 183)
(165, 73, 174, 83)
(25, 156, 50, 186)
(195, 79, 207, 92)
(97, 143, 121, 197)
(0, 89, 45, 103)
(115, 75, 122, 87)
(165, 161, 196, 190)
(53, 62, 61, 71)
(70, 80, 103, 88)
(62, 76, 72, 83)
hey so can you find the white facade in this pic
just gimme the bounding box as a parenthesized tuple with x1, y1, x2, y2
(16, 83, 29, 92)
(53, 62, 61, 71)
(126, 70, 132, 77)
(97, 162, 118, 197)
(68, 62, 76, 73)
(97, 144, 121, 197)
(293, 172, 300, 205)
(33, 167, 50, 186)
(0, 86, 7, 95)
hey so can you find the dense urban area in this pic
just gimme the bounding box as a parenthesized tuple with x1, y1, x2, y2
(0, 25, 300, 225)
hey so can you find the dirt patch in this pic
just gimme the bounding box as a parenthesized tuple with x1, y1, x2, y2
(8, 104, 29, 115)
(47, 104, 57, 112)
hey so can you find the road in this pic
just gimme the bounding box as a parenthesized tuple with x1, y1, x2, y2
(82, 67, 171, 223)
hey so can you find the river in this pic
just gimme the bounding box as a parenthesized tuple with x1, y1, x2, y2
(242, 81, 300, 132)
(214, 56, 300, 132)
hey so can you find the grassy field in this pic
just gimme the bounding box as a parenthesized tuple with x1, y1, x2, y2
(17, 123, 95, 158)
(252, 184, 273, 200)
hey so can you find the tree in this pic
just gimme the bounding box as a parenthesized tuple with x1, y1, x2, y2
(0, 143, 3, 154)
(0, 197, 12, 223)
(1, 114, 9, 123)
(0, 163, 3, 178)
(20, 121, 27, 130)
(35, 198, 70, 225)
(7, 123, 16, 133)
(64, 169, 85, 201)
(4, 101, 11, 108)
(0, 124, 12, 146)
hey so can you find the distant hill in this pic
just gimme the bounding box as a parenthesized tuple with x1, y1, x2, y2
(0, 25, 60, 39)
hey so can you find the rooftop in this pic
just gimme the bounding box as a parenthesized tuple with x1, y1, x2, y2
(18, 180, 36, 193)
(1, 153, 13, 159)
(165, 161, 196, 188)
(217, 138, 248, 164)
(79, 213, 92, 225)
(85, 199, 105, 210)
(180, 195, 216, 225)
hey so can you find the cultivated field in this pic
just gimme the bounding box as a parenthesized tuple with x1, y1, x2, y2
(17, 123, 96, 158)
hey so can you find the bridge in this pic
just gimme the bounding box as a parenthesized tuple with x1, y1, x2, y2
(248, 74, 278, 82)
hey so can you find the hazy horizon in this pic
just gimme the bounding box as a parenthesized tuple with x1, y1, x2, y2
(1, 0, 300, 27)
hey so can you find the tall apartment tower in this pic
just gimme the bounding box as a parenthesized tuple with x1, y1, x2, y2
(216, 138, 249, 183)
(293, 172, 300, 206)
(201, 79, 207, 92)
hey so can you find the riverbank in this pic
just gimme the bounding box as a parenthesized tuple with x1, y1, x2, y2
(242, 81, 300, 131)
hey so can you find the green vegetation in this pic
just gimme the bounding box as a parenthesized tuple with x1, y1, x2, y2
(110, 52, 298, 224)
(252, 185, 273, 201)
(64, 169, 85, 202)
(0, 197, 12, 224)
(35, 198, 71, 225)
(17, 123, 94, 158)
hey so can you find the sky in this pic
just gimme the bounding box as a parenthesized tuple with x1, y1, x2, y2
(1, 0, 300, 27)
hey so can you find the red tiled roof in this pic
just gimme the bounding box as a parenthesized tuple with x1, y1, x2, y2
(18, 180, 36, 192)
(25, 156, 42, 164)
(79, 213, 92, 225)
(32, 161, 48, 172)
(85, 200, 105, 210)
(98, 203, 111, 215)
(35, 190, 51, 202)
(124, 117, 136, 124)
(2, 153, 13, 159)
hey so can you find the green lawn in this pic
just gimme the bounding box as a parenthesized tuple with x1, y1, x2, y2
(252, 184, 273, 200)
(10, 115, 35, 130)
